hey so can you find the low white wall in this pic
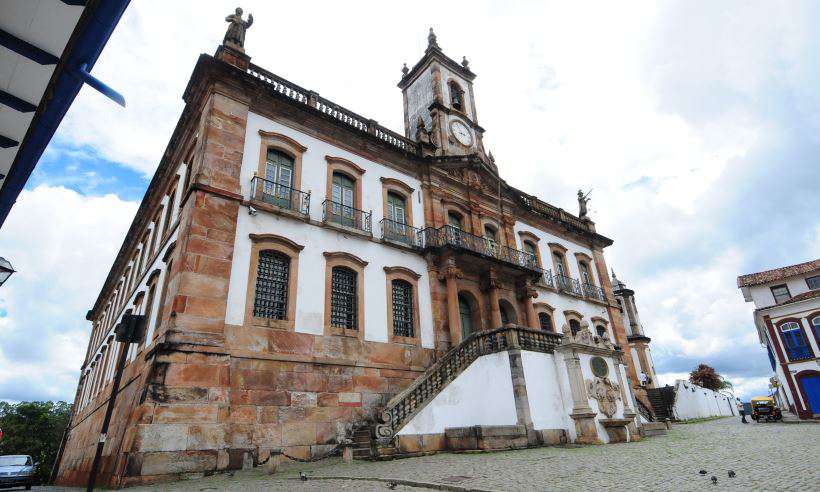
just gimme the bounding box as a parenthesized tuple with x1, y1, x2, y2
(672, 380, 738, 420)
(521, 352, 573, 432)
(397, 352, 518, 435)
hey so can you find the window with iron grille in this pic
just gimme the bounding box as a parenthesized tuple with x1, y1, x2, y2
(538, 312, 553, 332)
(331, 266, 357, 329)
(392, 280, 414, 337)
(253, 250, 290, 319)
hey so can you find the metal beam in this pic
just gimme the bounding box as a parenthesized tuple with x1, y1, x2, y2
(69, 63, 125, 107)
(0, 89, 37, 113)
(0, 28, 60, 65)
(0, 135, 20, 149)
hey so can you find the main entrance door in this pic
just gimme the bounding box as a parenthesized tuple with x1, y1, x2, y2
(458, 294, 473, 340)
(800, 374, 820, 417)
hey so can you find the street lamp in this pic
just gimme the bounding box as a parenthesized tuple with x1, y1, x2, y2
(0, 257, 15, 287)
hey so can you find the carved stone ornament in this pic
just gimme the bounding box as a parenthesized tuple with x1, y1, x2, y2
(464, 169, 482, 191)
(586, 376, 621, 418)
(561, 322, 614, 349)
(375, 409, 394, 442)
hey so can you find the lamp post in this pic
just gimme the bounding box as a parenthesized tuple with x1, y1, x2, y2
(0, 257, 15, 287)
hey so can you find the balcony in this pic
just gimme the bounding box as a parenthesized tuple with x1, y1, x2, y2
(380, 218, 423, 248)
(420, 225, 539, 273)
(322, 199, 372, 235)
(538, 268, 555, 288)
(787, 345, 814, 362)
(250, 176, 310, 216)
(583, 282, 607, 303)
(554, 273, 582, 296)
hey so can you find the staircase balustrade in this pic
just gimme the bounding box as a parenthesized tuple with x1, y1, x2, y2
(375, 325, 562, 440)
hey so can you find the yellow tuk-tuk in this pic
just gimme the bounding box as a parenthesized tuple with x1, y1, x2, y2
(750, 396, 782, 422)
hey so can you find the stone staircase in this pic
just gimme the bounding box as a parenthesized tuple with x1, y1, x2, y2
(359, 325, 562, 457)
(647, 386, 676, 421)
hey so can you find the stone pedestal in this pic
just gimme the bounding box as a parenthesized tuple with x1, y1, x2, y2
(342, 445, 353, 464)
(571, 411, 601, 444)
(215, 43, 251, 70)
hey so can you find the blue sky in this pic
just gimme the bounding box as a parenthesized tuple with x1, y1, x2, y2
(1, 0, 819, 403)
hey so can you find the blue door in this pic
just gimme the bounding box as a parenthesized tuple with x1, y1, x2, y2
(802, 375, 820, 416)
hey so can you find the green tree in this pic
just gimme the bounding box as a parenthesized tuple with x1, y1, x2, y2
(0, 401, 71, 484)
(689, 363, 724, 391)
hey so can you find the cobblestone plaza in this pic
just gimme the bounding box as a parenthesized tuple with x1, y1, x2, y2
(111, 418, 818, 491)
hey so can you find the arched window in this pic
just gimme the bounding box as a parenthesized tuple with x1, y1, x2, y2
(458, 294, 474, 338)
(391, 279, 414, 337)
(449, 80, 465, 112)
(596, 325, 607, 338)
(499, 300, 517, 326)
(448, 211, 463, 229)
(484, 225, 498, 255)
(263, 149, 294, 206)
(569, 319, 581, 336)
(330, 266, 358, 329)
(385, 192, 407, 241)
(780, 321, 811, 361)
(810, 315, 820, 339)
(538, 312, 553, 332)
(523, 241, 537, 258)
(553, 252, 566, 277)
(331, 172, 356, 227)
(253, 250, 290, 320)
(579, 261, 593, 286)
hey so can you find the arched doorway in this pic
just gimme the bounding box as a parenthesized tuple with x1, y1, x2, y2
(499, 299, 518, 326)
(458, 293, 476, 339)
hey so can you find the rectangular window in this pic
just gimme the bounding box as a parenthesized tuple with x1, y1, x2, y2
(770, 284, 791, 304)
(253, 250, 290, 319)
(330, 267, 357, 329)
(392, 280, 414, 337)
(807, 275, 820, 290)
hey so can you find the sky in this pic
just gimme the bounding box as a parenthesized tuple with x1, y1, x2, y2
(1, 0, 818, 403)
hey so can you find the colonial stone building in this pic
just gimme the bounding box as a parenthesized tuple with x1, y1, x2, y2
(56, 19, 655, 487)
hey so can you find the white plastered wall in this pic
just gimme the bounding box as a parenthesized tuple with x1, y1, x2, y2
(672, 380, 738, 420)
(225, 112, 434, 347)
(397, 352, 518, 435)
(521, 351, 574, 433)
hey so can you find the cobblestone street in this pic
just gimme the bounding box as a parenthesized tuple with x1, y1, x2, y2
(48, 417, 819, 491)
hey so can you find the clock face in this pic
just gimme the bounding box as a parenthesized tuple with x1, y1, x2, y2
(449, 119, 473, 147)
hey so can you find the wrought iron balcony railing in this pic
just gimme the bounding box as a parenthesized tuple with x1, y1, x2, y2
(554, 273, 582, 296)
(419, 225, 539, 271)
(787, 344, 814, 362)
(380, 218, 422, 247)
(539, 268, 555, 288)
(583, 282, 606, 302)
(250, 176, 310, 215)
(322, 199, 372, 234)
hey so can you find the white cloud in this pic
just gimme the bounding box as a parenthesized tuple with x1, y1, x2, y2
(0, 186, 137, 402)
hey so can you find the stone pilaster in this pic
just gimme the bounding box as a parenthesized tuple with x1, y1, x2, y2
(439, 258, 463, 346)
(563, 350, 600, 444)
(485, 266, 502, 329)
(506, 344, 539, 445)
(614, 359, 640, 441)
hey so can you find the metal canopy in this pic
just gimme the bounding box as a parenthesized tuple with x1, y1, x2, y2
(0, 0, 130, 227)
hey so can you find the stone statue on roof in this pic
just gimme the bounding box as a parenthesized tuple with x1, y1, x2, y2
(224, 7, 253, 49)
(578, 189, 591, 218)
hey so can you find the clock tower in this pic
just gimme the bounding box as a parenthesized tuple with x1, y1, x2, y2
(399, 29, 485, 158)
